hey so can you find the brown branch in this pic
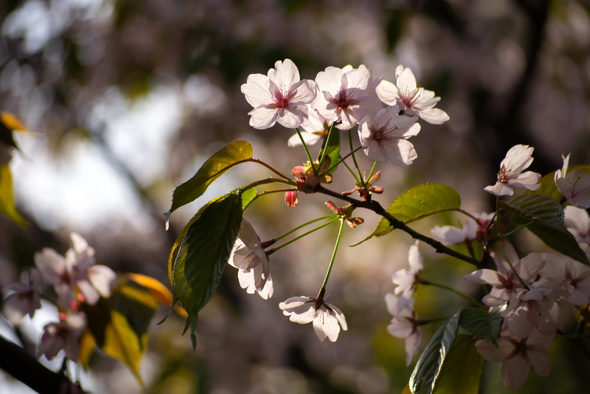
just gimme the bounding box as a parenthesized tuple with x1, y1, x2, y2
(315, 185, 482, 267)
(0, 334, 71, 394)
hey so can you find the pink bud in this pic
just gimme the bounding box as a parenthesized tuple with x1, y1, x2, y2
(285, 191, 299, 207)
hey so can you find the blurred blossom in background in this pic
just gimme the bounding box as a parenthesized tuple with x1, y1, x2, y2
(1, 0, 590, 393)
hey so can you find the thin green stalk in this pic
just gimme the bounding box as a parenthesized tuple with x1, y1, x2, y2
(326, 146, 363, 175)
(246, 187, 297, 206)
(339, 155, 360, 182)
(366, 161, 378, 183)
(267, 217, 339, 255)
(318, 122, 336, 166)
(296, 128, 316, 174)
(272, 214, 338, 243)
(248, 158, 292, 180)
(319, 218, 345, 295)
(498, 222, 532, 239)
(421, 279, 487, 310)
(348, 129, 363, 183)
(242, 177, 296, 191)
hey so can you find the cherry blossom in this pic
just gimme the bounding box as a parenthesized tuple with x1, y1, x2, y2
(228, 219, 273, 299)
(554, 154, 590, 209)
(484, 144, 541, 196)
(34, 233, 116, 310)
(502, 281, 567, 338)
(241, 59, 317, 130)
(38, 312, 87, 361)
(476, 330, 553, 390)
(539, 253, 590, 305)
(279, 295, 347, 342)
(385, 293, 421, 365)
(2, 268, 42, 326)
(357, 106, 421, 165)
(311, 64, 382, 130)
(287, 108, 329, 147)
(464, 243, 544, 307)
(375, 65, 449, 125)
(431, 218, 478, 245)
(564, 206, 590, 244)
(391, 241, 423, 303)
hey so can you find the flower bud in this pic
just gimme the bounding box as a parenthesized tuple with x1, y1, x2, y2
(285, 191, 299, 207)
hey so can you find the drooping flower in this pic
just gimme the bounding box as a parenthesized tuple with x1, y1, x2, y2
(384, 293, 421, 365)
(311, 64, 382, 130)
(241, 59, 317, 130)
(539, 253, 590, 305)
(287, 108, 329, 147)
(34, 233, 116, 310)
(476, 330, 553, 390)
(554, 154, 590, 209)
(284, 191, 299, 208)
(38, 312, 87, 361)
(464, 243, 544, 307)
(484, 144, 541, 196)
(564, 206, 590, 244)
(228, 219, 273, 299)
(358, 106, 421, 165)
(431, 218, 478, 246)
(375, 65, 449, 125)
(391, 241, 423, 303)
(2, 268, 42, 326)
(279, 295, 348, 342)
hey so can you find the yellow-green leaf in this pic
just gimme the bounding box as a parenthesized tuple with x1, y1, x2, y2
(165, 140, 253, 226)
(0, 164, 27, 226)
(432, 335, 482, 394)
(357, 184, 461, 245)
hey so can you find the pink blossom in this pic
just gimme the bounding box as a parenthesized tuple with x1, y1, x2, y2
(384, 293, 421, 365)
(241, 59, 317, 130)
(228, 219, 273, 299)
(287, 108, 329, 147)
(391, 241, 423, 303)
(279, 295, 347, 342)
(464, 243, 544, 307)
(375, 65, 449, 125)
(2, 268, 42, 326)
(476, 330, 553, 390)
(311, 65, 382, 130)
(539, 253, 590, 305)
(564, 206, 590, 244)
(34, 233, 116, 310)
(357, 106, 420, 165)
(38, 312, 87, 361)
(484, 145, 541, 196)
(554, 154, 590, 209)
(431, 218, 478, 245)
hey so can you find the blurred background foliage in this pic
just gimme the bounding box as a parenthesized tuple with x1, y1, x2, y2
(1, 0, 590, 393)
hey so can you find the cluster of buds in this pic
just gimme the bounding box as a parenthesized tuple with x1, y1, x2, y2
(292, 159, 333, 194)
(325, 201, 364, 228)
(342, 171, 383, 201)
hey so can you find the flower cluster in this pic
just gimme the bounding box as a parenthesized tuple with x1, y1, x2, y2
(384, 241, 424, 365)
(465, 241, 590, 389)
(2, 233, 116, 361)
(241, 59, 449, 167)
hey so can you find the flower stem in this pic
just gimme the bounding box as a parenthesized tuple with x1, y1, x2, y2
(318, 122, 336, 167)
(348, 129, 364, 183)
(496, 245, 528, 288)
(498, 222, 532, 239)
(242, 177, 296, 191)
(296, 127, 316, 174)
(339, 155, 360, 182)
(420, 279, 487, 310)
(366, 161, 378, 182)
(267, 217, 339, 255)
(246, 187, 298, 207)
(247, 158, 292, 180)
(326, 146, 363, 175)
(319, 218, 346, 296)
(272, 214, 338, 243)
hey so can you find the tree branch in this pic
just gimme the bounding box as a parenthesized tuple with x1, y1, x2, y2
(315, 186, 482, 266)
(0, 334, 70, 394)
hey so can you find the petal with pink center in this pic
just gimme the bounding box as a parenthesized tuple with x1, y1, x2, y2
(241, 74, 272, 108)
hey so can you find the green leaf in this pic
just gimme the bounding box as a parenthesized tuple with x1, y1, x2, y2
(165, 140, 253, 226)
(410, 313, 460, 394)
(172, 192, 243, 348)
(501, 194, 589, 264)
(0, 111, 29, 151)
(0, 164, 27, 226)
(241, 187, 257, 210)
(318, 124, 340, 173)
(432, 335, 483, 394)
(83, 277, 158, 386)
(458, 307, 501, 345)
(358, 184, 461, 244)
(524, 165, 590, 201)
